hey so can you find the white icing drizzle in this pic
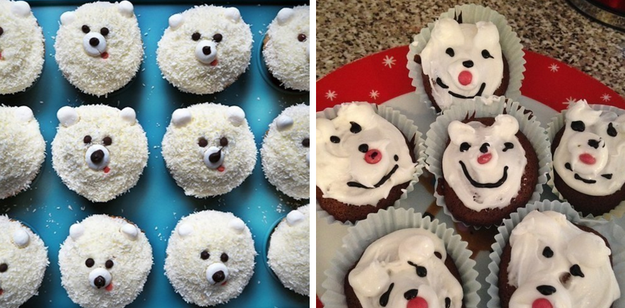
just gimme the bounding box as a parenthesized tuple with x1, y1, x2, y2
(420, 18, 503, 110)
(348, 229, 463, 308)
(316, 103, 416, 206)
(507, 210, 620, 308)
(442, 115, 526, 211)
(553, 100, 625, 196)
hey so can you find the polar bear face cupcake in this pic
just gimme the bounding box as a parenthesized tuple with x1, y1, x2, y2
(0, 216, 48, 308)
(51, 105, 148, 202)
(162, 103, 256, 198)
(262, 6, 310, 91)
(54, 1, 143, 97)
(0, 0, 44, 95)
(0, 106, 45, 199)
(165, 210, 256, 306)
(261, 104, 309, 199)
(157, 5, 252, 95)
(58, 215, 153, 308)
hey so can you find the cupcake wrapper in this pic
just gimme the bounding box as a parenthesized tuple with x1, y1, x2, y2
(320, 207, 480, 307)
(546, 104, 625, 220)
(486, 200, 625, 308)
(424, 96, 551, 227)
(316, 102, 426, 226)
(407, 4, 525, 112)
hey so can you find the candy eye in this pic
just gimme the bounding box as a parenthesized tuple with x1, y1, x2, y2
(481, 49, 494, 59)
(302, 138, 309, 148)
(82, 25, 90, 34)
(105, 260, 114, 269)
(0, 263, 7, 272)
(213, 33, 223, 43)
(200, 250, 210, 260)
(297, 33, 306, 42)
(460, 142, 470, 152)
(198, 137, 208, 147)
(85, 258, 94, 268)
(84, 135, 92, 144)
(608, 123, 618, 137)
(445, 47, 454, 57)
(100, 27, 109, 36)
(191, 32, 201, 41)
(103, 136, 112, 146)
(220, 253, 229, 262)
(220, 137, 228, 147)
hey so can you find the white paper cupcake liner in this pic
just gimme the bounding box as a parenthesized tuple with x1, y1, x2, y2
(407, 4, 525, 113)
(424, 96, 551, 227)
(486, 200, 625, 308)
(316, 102, 426, 226)
(320, 207, 480, 307)
(546, 103, 625, 220)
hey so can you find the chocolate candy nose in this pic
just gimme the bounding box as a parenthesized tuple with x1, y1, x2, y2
(94, 276, 106, 288)
(406, 297, 428, 308)
(532, 298, 553, 308)
(458, 71, 472, 86)
(89, 37, 99, 47)
(91, 150, 105, 164)
(364, 149, 382, 164)
(212, 271, 225, 283)
(209, 150, 222, 163)
(477, 153, 492, 164)
(579, 153, 596, 165)
(203, 46, 212, 55)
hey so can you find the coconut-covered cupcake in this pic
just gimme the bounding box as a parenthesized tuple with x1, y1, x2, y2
(407, 4, 524, 112)
(161, 103, 256, 198)
(261, 104, 309, 200)
(165, 210, 256, 306)
(51, 105, 148, 202)
(316, 102, 423, 224)
(0, 215, 48, 308)
(267, 205, 309, 296)
(54, 1, 143, 97)
(262, 6, 310, 91)
(548, 99, 625, 217)
(0, 0, 45, 95)
(157, 5, 252, 95)
(0, 106, 45, 199)
(58, 215, 153, 308)
(425, 97, 550, 227)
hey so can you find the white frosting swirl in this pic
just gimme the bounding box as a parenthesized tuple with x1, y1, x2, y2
(507, 210, 619, 308)
(348, 228, 463, 308)
(420, 18, 504, 110)
(316, 103, 416, 206)
(553, 100, 625, 196)
(442, 115, 526, 211)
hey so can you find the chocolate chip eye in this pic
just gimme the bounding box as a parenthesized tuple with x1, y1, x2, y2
(105, 260, 114, 269)
(213, 33, 223, 43)
(0, 27, 4, 37)
(297, 33, 306, 42)
(85, 258, 94, 268)
(82, 25, 90, 34)
(220, 137, 228, 147)
(100, 27, 109, 36)
(0, 263, 7, 272)
(220, 253, 229, 262)
(542, 246, 554, 258)
(84, 135, 92, 144)
(608, 123, 618, 137)
(503, 142, 514, 152)
(350, 121, 362, 134)
(302, 138, 309, 148)
(198, 137, 208, 147)
(445, 47, 454, 57)
(482, 49, 494, 59)
(330, 136, 340, 143)
(460, 142, 470, 152)
(191, 32, 201, 41)
(571, 120, 585, 132)
(200, 250, 210, 260)
(103, 136, 112, 146)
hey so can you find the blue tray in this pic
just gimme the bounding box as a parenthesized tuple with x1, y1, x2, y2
(0, 2, 309, 307)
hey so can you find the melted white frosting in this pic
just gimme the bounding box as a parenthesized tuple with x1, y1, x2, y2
(316, 103, 416, 206)
(507, 210, 619, 308)
(348, 228, 463, 308)
(420, 18, 503, 110)
(442, 115, 526, 211)
(553, 100, 625, 196)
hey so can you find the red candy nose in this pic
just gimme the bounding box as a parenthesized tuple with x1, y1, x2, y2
(364, 149, 382, 164)
(458, 70, 472, 86)
(532, 298, 553, 308)
(478, 153, 492, 164)
(407, 297, 428, 308)
(579, 153, 596, 165)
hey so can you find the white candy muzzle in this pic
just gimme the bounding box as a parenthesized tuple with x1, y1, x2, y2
(83, 32, 107, 57)
(195, 40, 218, 65)
(89, 268, 111, 289)
(85, 145, 110, 172)
(206, 263, 229, 285)
(203, 146, 224, 170)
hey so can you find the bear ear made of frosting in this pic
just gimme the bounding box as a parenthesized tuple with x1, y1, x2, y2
(171, 108, 192, 128)
(448, 120, 476, 146)
(120, 107, 137, 125)
(117, 0, 134, 18)
(168, 13, 183, 30)
(60, 11, 76, 26)
(13, 228, 30, 248)
(228, 217, 246, 234)
(349, 260, 390, 298)
(11, 1, 31, 17)
(121, 223, 139, 240)
(276, 115, 294, 132)
(276, 8, 294, 25)
(492, 114, 519, 139)
(224, 7, 241, 23)
(57, 106, 80, 127)
(177, 222, 193, 237)
(227, 106, 246, 127)
(474, 21, 500, 47)
(14, 106, 34, 123)
(69, 223, 85, 241)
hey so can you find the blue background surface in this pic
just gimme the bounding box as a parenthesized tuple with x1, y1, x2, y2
(0, 1, 309, 307)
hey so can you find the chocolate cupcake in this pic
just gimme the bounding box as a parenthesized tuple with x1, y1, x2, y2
(316, 102, 424, 224)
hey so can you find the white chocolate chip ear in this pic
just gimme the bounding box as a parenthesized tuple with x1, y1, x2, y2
(276, 8, 294, 25)
(15, 106, 34, 123)
(11, 1, 31, 17)
(13, 229, 30, 248)
(227, 106, 245, 127)
(69, 223, 85, 241)
(286, 210, 304, 226)
(120, 107, 137, 125)
(168, 13, 183, 29)
(117, 0, 134, 17)
(57, 106, 79, 127)
(121, 223, 138, 240)
(60, 11, 76, 25)
(276, 115, 293, 131)
(177, 223, 192, 237)
(172, 108, 192, 127)
(224, 7, 241, 22)
(228, 217, 245, 234)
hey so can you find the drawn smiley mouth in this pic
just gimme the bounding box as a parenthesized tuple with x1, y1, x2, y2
(435, 77, 486, 99)
(346, 164, 399, 189)
(564, 162, 612, 184)
(459, 161, 508, 188)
